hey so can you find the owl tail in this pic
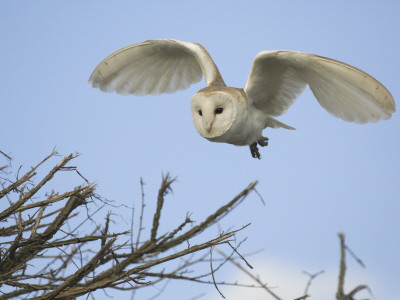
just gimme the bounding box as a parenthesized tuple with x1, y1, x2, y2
(265, 116, 295, 130)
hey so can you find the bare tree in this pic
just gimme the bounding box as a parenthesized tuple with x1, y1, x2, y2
(0, 151, 260, 299)
(0, 151, 371, 299)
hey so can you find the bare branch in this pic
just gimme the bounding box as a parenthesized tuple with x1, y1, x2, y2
(135, 177, 146, 250)
(302, 270, 324, 296)
(37, 238, 116, 300)
(30, 206, 46, 237)
(293, 295, 310, 300)
(151, 173, 176, 241)
(0, 153, 76, 220)
(215, 248, 282, 300)
(336, 233, 369, 300)
(345, 245, 365, 268)
(0, 150, 12, 161)
(337, 232, 346, 300)
(210, 247, 225, 298)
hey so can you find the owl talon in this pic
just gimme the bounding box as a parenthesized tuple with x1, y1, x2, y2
(257, 137, 269, 147)
(250, 142, 261, 159)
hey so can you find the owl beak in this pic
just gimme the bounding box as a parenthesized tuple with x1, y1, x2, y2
(203, 117, 214, 134)
(206, 125, 212, 133)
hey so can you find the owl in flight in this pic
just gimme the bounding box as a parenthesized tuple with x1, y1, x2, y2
(89, 39, 395, 159)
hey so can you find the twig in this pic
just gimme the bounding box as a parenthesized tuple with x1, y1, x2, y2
(302, 270, 324, 296)
(210, 247, 225, 298)
(253, 187, 265, 205)
(30, 206, 46, 237)
(101, 211, 111, 249)
(336, 233, 346, 300)
(228, 239, 253, 269)
(151, 173, 176, 241)
(0, 153, 76, 219)
(158, 215, 193, 244)
(293, 295, 310, 300)
(0, 167, 35, 201)
(215, 248, 282, 300)
(0, 150, 12, 161)
(136, 177, 146, 250)
(33, 232, 128, 249)
(14, 186, 90, 213)
(345, 245, 365, 268)
(142, 271, 267, 288)
(347, 284, 370, 298)
(60, 163, 90, 185)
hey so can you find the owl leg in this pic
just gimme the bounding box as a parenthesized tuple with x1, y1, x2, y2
(250, 142, 261, 159)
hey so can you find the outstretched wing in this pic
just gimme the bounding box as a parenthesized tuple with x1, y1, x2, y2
(244, 51, 395, 123)
(89, 39, 225, 96)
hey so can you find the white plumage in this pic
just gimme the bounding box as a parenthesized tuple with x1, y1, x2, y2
(89, 39, 395, 159)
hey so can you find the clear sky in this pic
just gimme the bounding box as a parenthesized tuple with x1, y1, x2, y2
(1, 1, 399, 299)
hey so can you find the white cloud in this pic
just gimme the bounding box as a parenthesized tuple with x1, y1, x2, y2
(216, 256, 375, 300)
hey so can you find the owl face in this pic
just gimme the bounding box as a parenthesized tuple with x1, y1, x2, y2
(191, 87, 238, 140)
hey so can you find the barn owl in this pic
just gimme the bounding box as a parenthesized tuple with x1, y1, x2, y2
(89, 39, 395, 159)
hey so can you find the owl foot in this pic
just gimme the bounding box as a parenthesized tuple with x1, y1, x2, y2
(250, 142, 261, 159)
(257, 137, 269, 147)
(250, 137, 269, 159)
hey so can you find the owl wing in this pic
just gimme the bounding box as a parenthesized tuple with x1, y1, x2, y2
(89, 39, 225, 96)
(244, 51, 395, 123)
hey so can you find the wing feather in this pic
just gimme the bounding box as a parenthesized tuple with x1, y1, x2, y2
(89, 39, 225, 96)
(244, 51, 395, 123)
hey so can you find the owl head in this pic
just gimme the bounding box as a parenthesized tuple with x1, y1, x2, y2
(191, 87, 247, 141)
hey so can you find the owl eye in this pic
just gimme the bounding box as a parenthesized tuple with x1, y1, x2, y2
(215, 107, 223, 114)
(198, 110, 202, 116)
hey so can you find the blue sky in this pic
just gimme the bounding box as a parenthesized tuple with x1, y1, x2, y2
(1, 1, 399, 299)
